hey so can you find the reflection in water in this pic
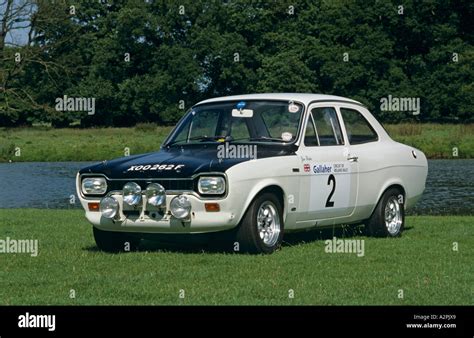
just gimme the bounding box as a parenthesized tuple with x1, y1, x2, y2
(0, 160, 472, 215)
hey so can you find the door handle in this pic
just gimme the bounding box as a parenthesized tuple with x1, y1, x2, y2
(347, 156, 358, 162)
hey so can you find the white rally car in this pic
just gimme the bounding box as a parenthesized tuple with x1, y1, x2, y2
(77, 93, 428, 254)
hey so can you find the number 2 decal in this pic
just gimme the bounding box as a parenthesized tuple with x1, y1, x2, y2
(325, 174, 336, 207)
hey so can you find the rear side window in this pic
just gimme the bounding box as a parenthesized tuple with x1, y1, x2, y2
(340, 108, 378, 144)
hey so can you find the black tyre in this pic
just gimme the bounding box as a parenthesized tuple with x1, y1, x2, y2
(365, 187, 405, 237)
(93, 227, 140, 253)
(235, 192, 284, 254)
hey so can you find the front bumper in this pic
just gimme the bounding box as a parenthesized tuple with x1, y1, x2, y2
(80, 193, 239, 234)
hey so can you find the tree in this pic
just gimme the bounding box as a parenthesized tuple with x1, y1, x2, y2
(0, 0, 79, 126)
(1, 0, 472, 126)
(1, 0, 36, 125)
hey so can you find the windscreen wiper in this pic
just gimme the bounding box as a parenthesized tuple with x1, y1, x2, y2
(166, 135, 228, 147)
(229, 136, 287, 143)
(249, 136, 287, 142)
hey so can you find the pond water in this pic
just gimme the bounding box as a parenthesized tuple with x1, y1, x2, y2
(0, 160, 472, 215)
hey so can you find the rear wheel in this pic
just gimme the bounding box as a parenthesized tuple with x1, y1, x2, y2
(93, 227, 140, 253)
(235, 192, 284, 254)
(365, 188, 404, 237)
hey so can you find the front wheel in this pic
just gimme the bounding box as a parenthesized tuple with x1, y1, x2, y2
(235, 192, 284, 254)
(365, 187, 405, 237)
(93, 227, 141, 253)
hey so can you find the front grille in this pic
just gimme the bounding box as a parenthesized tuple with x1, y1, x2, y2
(108, 179, 194, 192)
(123, 210, 140, 217)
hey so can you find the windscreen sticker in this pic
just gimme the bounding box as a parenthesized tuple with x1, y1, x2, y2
(281, 132, 293, 141)
(288, 103, 299, 113)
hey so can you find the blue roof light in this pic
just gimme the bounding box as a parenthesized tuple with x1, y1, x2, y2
(236, 101, 246, 110)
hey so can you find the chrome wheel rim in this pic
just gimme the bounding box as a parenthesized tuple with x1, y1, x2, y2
(385, 196, 402, 235)
(256, 201, 281, 247)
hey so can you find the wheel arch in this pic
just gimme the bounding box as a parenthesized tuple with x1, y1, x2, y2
(237, 182, 286, 225)
(369, 181, 406, 217)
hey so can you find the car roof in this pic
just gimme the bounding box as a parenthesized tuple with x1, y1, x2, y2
(195, 93, 363, 106)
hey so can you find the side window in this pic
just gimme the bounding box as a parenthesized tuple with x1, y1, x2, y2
(312, 107, 344, 146)
(340, 108, 378, 144)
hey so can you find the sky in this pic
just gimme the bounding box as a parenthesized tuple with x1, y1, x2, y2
(1, 0, 33, 47)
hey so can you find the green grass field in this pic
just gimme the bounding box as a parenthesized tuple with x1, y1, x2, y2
(384, 123, 474, 159)
(0, 123, 473, 162)
(0, 209, 472, 305)
(0, 125, 173, 162)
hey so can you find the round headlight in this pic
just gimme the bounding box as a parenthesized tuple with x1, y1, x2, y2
(100, 196, 119, 219)
(146, 183, 166, 207)
(170, 195, 191, 219)
(123, 182, 142, 206)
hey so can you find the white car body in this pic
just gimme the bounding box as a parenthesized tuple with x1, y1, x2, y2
(77, 93, 428, 252)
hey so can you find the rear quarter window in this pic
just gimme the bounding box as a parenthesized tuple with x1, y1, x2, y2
(340, 108, 378, 144)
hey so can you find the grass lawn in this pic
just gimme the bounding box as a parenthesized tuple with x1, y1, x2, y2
(384, 123, 474, 159)
(0, 123, 473, 162)
(0, 209, 472, 305)
(0, 126, 173, 162)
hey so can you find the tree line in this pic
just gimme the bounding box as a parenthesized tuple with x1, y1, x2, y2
(1, 0, 472, 127)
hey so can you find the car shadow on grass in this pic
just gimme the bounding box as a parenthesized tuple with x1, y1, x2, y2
(83, 232, 234, 254)
(83, 242, 232, 254)
(283, 224, 413, 247)
(82, 224, 413, 254)
(282, 224, 364, 247)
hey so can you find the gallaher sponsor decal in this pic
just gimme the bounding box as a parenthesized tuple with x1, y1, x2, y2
(127, 164, 185, 172)
(313, 164, 332, 174)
